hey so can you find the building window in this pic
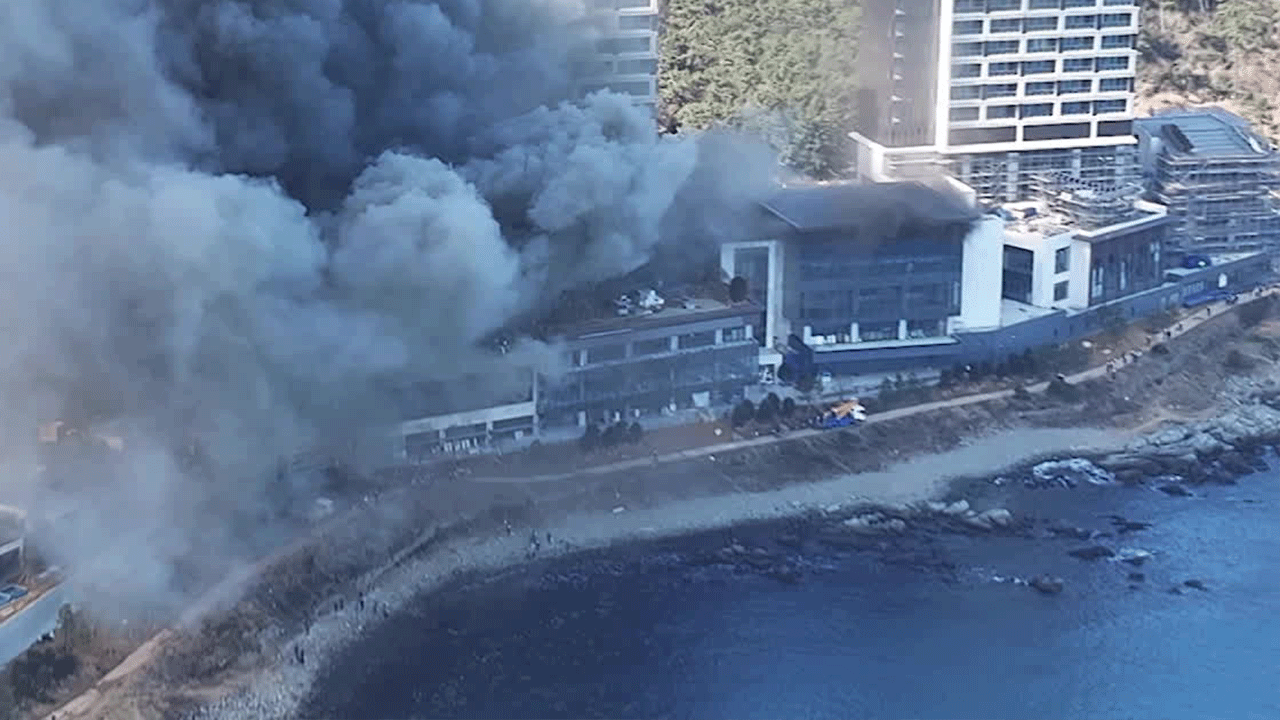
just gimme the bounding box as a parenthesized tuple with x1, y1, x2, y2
(1054, 281, 1069, 301)
(987, 0, 1023, 10)
(678, 331, 716, 350)
(1058, 78, 1093, 94)
(632, 337, 671, 357)
(1060, 36, 1095, 51)
(1022, 60, 1056, 74)
(1055, 247, 1070, 273)
(953, 41, 985, 58)
(1100, 34, 1135, 49)
(1028, 0, 1059, 7)
(984, 83, 1018, 99)
(1025, 81, 1055, 95)
(1098, 76, 1132, 92)
(587, 343, 627, 364)
(1100, 12, 1131, 27)
(1061, 100, 1091, 115)
(1020, 103, 1054, 118)
(990, 18, 1022, 32)
(954, 0, 985, 12)
(1063, 57, 1094, 72)
(617, 14, 655, 30)
(1094, 98, 1127, 114)
(1026, 37, 1058, 53)
(952, 84, 983, 100)
(953, 63, 982, 79)
(860, 321, 899, 342)
(595, 36, 651, 54)
(950, 106, 981, 122)
(1097, 55, 1130, 70)
(1064, 14, 1098, 29)
(985, 40, 1020, 55)
(988, 104, 1018, 119)
(1064, 0, 1095, 6)
(722, 325, 748, 343)
(953, 19, 984, 35)
(989, 61, 1020, 76)
(1024, 16, 1058, 31)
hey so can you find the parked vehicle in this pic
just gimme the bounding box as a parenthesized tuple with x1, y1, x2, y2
(812, 399, 867, 429)
(0, 584, 29, 607)
(1182, 288, 1237, 309)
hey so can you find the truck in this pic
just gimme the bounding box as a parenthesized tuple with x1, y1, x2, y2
(812, 399, 867, 430)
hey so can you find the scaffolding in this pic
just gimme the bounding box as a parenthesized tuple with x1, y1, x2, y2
(1032, 171, 1146, 231)
(1148, 134, 1280, 253)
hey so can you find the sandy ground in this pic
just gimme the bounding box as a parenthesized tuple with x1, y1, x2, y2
(200, 425, 1127, 720)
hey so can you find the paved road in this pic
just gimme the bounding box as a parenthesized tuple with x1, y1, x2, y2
(472, 288, 1274, 485)
(0, 583, 67, 666)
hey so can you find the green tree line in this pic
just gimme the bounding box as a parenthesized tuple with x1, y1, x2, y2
(658, 0, 861, 179)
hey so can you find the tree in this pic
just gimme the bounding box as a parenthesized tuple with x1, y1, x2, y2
(755, 400, 775, 423)
(728, 276, 749, 302)
(780, 397, 796, 417)
(627, 422, 644, 444)
(731, 400, 756, 427)
(659, 0, 861, 178)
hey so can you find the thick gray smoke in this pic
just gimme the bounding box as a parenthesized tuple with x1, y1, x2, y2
(0, 0, 777, 621)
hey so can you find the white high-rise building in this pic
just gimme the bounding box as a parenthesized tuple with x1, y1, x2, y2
(573, 0, 660, 113)
(850, 0, 1142, 202)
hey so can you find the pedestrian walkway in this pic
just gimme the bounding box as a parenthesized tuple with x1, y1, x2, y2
(471, 288, 1275, 485)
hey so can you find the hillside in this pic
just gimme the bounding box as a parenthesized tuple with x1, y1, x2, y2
(1136, 0, 1280, 139)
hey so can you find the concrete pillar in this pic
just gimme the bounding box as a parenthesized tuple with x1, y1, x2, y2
(714, 328, 723, 344)
(897, 319, 908, 340)
(849, 322, 860, 342)
(669, 335, 679, 351)
(1005, 152, 1020, 201)
(746, 323, 755, 340)
(1071, 148, 1083, 176)
(802, 325, 813, 342)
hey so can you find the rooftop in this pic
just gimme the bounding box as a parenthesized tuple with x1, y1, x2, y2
(557, 295, 758, 341)
(1000, 298, 1059, 328)
(760, 181, 978, 234)
(1137, 108, 1277, 160)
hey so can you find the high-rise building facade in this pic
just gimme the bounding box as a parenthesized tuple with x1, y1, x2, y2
(573, 0, 660, 112)
(852, 0, 1142, 202)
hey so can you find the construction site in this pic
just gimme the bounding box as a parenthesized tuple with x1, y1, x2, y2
(1136, 108, 1280, 254)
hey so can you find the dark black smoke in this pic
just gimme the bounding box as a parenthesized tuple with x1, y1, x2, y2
(0, 0, 776, 619)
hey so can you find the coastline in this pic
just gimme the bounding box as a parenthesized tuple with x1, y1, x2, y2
(201, 425, 1132, 720)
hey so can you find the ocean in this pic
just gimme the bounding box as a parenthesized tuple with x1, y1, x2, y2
(302, 461, 1280, 720)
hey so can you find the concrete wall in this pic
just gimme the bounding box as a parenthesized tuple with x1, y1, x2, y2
(0, 584, 66, 668)
(958, 215, 1004, 331)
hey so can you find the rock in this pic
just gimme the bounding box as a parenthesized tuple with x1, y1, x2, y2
(1168, 586, 1184, 595)
(925, 501, 948, 514)
(1108, 516, 1152, 534)
(1183, 579, 1208, 591)
(1047, 524, 1094, 541)
(1068, 545, 1116, 561)
(1127, 572, 1145, 582)
(1158, 483, 1193, 497)
(1030, 575, 1065, 595)
(1116, 548, 1154, 566)
(824, 504, 842, 514)
(978, 508, 1013, 528)
(942, 499, 970, 516)
(1032, 458, 1115, 487)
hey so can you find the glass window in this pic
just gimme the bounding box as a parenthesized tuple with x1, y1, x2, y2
(1061, 100, 1091, 115)
(596, 36, 651, 54)
(951, 84, 983, 100)
(1100, 12, 1131, 27)
(1054, 281, 1069, 301)
(1065, 14, 1097, 29)
(722, 326, 748, 343)
(1029, 0, 1059, 8)
(1097, 55, 1130, 70)
(954, 19, 984, 35)
(1023, 60, 1056, 74)
(984, 83, 1018, 98)
(1027, 37, 1058, 53)
(678, 331, 716, 350)
(1025, 81, 1056, 95)
(1100, 34, 1135, 49)
(1061, 36, 1095, 51)
(632, 337, 671, 356)
(1055, 247, 1070, 273)
(952, 63, 983, 79)
(1064, 0, 1095, 6)
(1058, 78, 1092, 93)
(985, 40, 1020, 55)
(1094, 99, 1127, 114)
(988, 61, 1020, 76)
(587, 344, 626, 364)
(1024, 16, 1058, 30)
(617, 14, 655, 30)
(1020, 103, 1054, 118)
(987, 0, 1022, 10)
(954, 0, 985, 11)
(617, 58, 658, 74)
(990, 18, 1022, 32)
(950, 106, 981, 121)
(953, 41, 984, 57)
(1099, 76, 1132, 92)
(1063, 57, 1094, 72)
(988, 105, 1018, 119)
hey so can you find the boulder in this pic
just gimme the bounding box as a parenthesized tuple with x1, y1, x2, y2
(1031, 458, 1115, 487)
(1158, 483, 1193, 497)
(942, 499, 970, 516)
(978, 508, 1013, 528)
(1068, 545, 1115, 560)
(1030, 575, 1065, 595)
(1116, 548, 1154, 566)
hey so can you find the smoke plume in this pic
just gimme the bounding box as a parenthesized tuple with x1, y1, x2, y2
(0, 0, 776, 621)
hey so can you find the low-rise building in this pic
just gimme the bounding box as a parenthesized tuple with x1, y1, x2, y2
(0, 506, 25, 582)
(1135, 107, 1280, 253)
(721, 181, 1003, 377)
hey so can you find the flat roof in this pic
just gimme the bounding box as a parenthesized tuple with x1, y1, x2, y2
(1136, 108, 1276, 159)
(760, 181, 977, 234)
(559, 297, 758, 340)
(1001, 298, 1060, 328)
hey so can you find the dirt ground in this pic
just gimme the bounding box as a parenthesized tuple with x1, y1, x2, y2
(29, 296, 1280, 720)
